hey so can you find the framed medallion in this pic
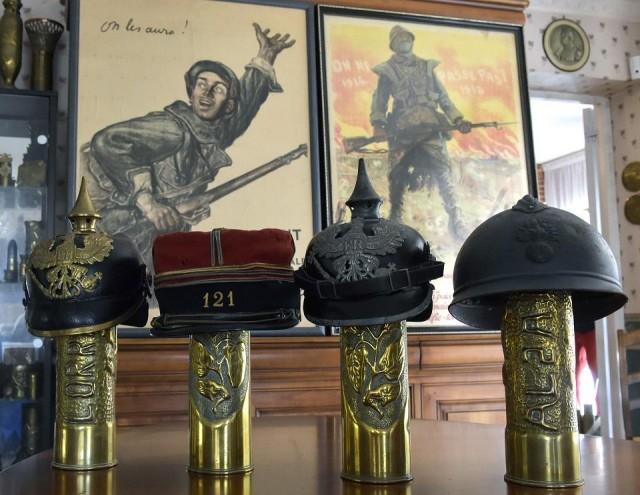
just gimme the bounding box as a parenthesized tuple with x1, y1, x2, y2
(543, 18, 590, 72)
(68, 0, 322, 333)
(318, 6, 536, 330)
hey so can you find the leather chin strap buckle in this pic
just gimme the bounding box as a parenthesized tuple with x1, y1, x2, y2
(316, 280, 338, 299)
(389, 268, 411, 291)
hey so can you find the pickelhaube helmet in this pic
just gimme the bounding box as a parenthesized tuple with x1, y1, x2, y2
(24, 178, 150, 336)
(449, 195, 627, 330)
(295, 159, 444, 326)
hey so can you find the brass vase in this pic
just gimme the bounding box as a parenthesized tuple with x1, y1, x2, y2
(0, 0, 22, 88)
(340, 321, 411, 484)
(25, 18, 63, 91)
(502, 292, 583, 488)
(188, 331, 252, 474)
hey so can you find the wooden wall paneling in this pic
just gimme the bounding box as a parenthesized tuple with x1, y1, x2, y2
(116, 333, 506, 426)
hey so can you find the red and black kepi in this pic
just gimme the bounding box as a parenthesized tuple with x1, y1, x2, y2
(151, 228, 300, 334)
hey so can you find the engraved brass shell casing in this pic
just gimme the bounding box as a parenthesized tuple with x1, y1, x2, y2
(502, 292, 583, 488)
(0, 0, 23, 88)
(340, 321, 411, 484)
(24, 18, 63, 91)
(53, 328, 117, 470)
(189, 331, 252, 474)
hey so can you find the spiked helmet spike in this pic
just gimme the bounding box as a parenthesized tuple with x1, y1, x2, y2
(68, 177, 101, 234)
(24, 177, 150, 336)
(295, 159, 444, 326)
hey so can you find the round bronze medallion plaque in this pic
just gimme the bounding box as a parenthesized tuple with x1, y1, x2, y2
(624, 195, 640, 225)
(543, 19, 590, 72)
(622, 162, 640, 192)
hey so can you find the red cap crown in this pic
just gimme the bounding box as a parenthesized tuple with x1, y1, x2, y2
(153, 228, 295, 274)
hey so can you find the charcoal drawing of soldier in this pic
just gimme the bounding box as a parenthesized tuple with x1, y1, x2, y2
(82, 23, 294, 265)
(370, 25, 472, 241)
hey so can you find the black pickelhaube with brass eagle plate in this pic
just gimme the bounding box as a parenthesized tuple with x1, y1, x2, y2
(24, 178, 149, 336)
(295, 159, 444, 326)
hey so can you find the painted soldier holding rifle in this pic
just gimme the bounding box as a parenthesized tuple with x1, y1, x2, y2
(83, 23, 300, 265)
(369, 25, 472, 241)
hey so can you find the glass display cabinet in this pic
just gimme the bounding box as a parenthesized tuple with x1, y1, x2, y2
(0, 88, 56, 470)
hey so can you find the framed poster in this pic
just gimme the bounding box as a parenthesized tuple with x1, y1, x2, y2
(68, 0, 322, 332)
(318, 6, 536, 330)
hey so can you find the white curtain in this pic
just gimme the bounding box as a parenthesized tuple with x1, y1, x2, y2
(541, 150, 590, 222)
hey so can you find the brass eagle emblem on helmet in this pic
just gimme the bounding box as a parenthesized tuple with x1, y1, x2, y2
(309, 218, 405, 282)
(27, 232, 113, 299)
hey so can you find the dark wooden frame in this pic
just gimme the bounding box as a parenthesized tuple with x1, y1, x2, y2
(317, 5, 537, 332)
(66, 0, 325, 336)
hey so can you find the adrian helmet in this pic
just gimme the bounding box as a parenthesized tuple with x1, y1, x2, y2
(151, 227, 300, 335)
(449, 195, 627, 330)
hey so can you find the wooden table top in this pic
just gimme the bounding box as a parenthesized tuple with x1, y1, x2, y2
(1, 416, 639, 494)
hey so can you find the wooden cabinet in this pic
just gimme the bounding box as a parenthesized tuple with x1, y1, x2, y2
(116, 333, 505, 426)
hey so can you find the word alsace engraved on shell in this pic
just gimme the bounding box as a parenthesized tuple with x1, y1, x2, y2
(503, 294, 577, 435)
(28, 232, 113, 299)
(191, 332, 248, 419)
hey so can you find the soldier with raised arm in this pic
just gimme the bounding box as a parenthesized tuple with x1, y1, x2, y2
(82, 23, 295, 265)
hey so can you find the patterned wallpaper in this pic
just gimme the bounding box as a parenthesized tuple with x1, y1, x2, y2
(524, 8, 640, 316)
(524, 10, 640, 95)
(611, 85, 640, 316)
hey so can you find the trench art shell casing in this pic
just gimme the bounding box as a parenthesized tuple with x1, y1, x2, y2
(23, 178, 149, 470)
(189, 331, 252, 474)
(24, 18, 63, 91)
(296, 160, 443, 484)
(341, 321, 411, 484)
(449, 196, 628, 489)
(53, 327, 117, 470)
(502, 292, 582, 488)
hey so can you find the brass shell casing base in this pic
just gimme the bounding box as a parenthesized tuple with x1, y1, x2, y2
(53, 328, 117, 470)
(502, 293, 583, 488)
(504, 430, 582, 488)
(188, 331, 252, 475)
(340, 321, 411, 484)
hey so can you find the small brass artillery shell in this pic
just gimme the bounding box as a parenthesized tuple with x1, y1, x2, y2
(502, 292, 583, 488)
(341, 320, 411, 484)
(189, 331, 252, 474)
(53, 328, 117, 470)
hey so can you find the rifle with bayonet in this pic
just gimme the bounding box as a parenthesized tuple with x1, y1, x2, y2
(100, 144, 308, 254)
(173, 143, 307, 216)
(343, 121, 517, 154)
